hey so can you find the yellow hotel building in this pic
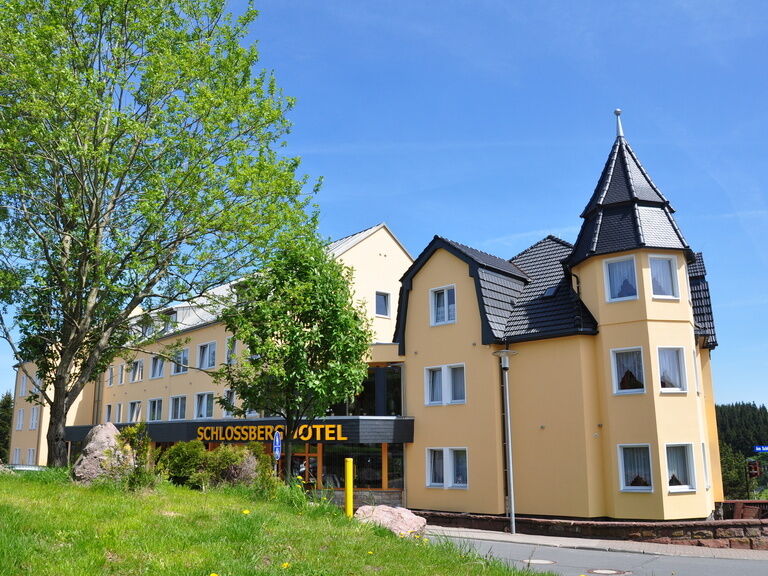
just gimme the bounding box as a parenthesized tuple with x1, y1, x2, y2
(9, 114, 722, 520)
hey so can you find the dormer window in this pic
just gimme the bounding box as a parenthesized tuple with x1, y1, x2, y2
(605, 256, 637, 302)
(430, 285, 456, 326)
(650, 255, 679, 298)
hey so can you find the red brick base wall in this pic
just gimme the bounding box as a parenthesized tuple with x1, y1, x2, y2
(417, 511, 768, 550)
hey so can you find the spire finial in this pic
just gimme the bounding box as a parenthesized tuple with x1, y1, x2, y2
(614, 108, 624, 138)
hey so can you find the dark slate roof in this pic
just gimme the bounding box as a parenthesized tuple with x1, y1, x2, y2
(688, 252, 717, 349)
(568, 135, 691, 266)
(504, 236, 598, 341)
(393, 235, 597, 353)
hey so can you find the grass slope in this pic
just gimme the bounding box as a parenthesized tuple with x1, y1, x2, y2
(0, 470, 546, 576)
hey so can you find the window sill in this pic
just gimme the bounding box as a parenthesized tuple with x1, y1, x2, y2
(606, 295, 639, 303)
(430, 321, 456, 327)
(614, 389, 646, 396)
(620, 487, 653, 493)
(652, 295, 680, 301)
(668, 487, 696, 494)
(660, 388, 687, 394)
(375, 314, 391, 319)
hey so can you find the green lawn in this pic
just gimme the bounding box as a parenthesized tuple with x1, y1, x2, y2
(0, 470, 546, 576)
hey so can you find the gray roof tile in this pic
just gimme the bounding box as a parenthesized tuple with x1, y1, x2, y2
(689, 253, 717, 349)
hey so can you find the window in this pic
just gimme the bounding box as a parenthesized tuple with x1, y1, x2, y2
(105, 404, 113, 423)
(650, 255, 679, 298)
(107, 366, 114, 387)
(19, 374, 27, 397)
(172, 348, 189, 375)
(375, 292, 390, 317)
(163, 311, 177, 333)
(619, 444, 653, 491)
(148, 398, 163, 421)
(605, 256, 637, 301)
(226, 337, 236, 365)
(149, 356, 164, 379)
(128, 401, 141, 423)
(118, 364, 125, 385)
(26, 448, 36, 466)
(12, 448, 20, 465)
(15, 409, 23, 431)
(171, 396, 187, 420)
(427, 447, 468, 489)
(612, 348, 644, 394)
(659, 347, 686, 391)
(115, 403, 123, 423)
(425, 364, 465, 405)
(430, 286, 456, 325)
(199, 342, 217, 369)
(129, 360, 143, 382)
(223, 389, 236, 418)
(195, 392, 214, 419)
(29, 406, 39, 430)
(666, 444, 695, 492)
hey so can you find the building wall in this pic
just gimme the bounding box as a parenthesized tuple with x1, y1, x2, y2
(335, 226, 413, 343)
(401, 248, 506, 514)
(573, 249, 721, 520)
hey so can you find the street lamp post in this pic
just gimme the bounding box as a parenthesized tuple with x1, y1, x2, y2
(493, 348, 518, 534)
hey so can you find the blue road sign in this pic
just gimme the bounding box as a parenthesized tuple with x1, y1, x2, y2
(273, 430, 282, 459)
(754, 445, 768, 453)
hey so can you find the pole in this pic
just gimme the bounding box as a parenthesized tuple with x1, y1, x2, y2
(345, 457, 354, 517)
(493, 349, 517, 534)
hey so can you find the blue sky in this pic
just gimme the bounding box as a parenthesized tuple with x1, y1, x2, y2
(2, 1, 767, 407)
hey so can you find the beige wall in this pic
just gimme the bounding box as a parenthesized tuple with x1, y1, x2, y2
(336, 226, 412, 344)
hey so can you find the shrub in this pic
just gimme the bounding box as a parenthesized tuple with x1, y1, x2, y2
(118, 422, 158, 490)
(248, 442, 282, 500)
(158, 440, 208, 487)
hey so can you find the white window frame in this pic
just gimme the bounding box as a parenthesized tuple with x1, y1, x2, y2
(701, 443, 711, 491)
(426, 447, 468, 489)
(107, 366, 114, 387)
(430, 285, 456, 326)
(604, 255, 638, 302)
(19, 374, 27, 397)
(29, 406, 39, 430)
(172, 348, 189, 375)
(118, 364, 125, 385)
(163, 311, 178, 333)
(105, 404, 113, 423)
(147, 398, 163, 422)
(618, 443, 653, 492)
(26, 448, 36, 466)
(170, 395, 187, 420)
(195, 392, 214, 419)
(12, 448, 21, 465)
(649, 254, 679, 299)
(198, 342, 217, 369)
(665, 443, 696, 493)
(150, 356, 165, 379)
(129, 359, 143, 383)
(658, 346, 687, 393)
(611, 347, 645, 395)
(424, 363, 466, 405)
(128, 401, 141, 423)
(375, 291, 391, 317)
(15, 408, 23, 431)
(115, 403, 123, 423)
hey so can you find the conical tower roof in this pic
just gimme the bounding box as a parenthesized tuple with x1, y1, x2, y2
(568, 110, 691, 266)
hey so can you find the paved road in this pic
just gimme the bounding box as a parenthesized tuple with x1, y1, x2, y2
(428, 526, 768, 576)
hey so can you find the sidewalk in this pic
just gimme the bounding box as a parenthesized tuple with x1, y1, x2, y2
(426, 525, 768, 561)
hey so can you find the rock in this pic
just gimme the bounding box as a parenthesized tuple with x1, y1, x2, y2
(72, 422, 134, 483)
(0, 465, 14, 475)
(355, 505, 427, 537)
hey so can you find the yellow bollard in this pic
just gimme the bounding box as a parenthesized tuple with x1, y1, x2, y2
(344, 457, 353, 517)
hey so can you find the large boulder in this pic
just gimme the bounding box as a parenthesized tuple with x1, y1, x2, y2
(72, 422, 134, 483)
(354, 505, 427, 537)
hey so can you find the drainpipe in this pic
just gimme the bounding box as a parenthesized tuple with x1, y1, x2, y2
(493, 346, 518, 534)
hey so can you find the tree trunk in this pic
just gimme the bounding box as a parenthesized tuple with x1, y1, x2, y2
(46, 394, 69, 467)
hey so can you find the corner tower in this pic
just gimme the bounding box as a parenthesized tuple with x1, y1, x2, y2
(567, 110, 722, 520)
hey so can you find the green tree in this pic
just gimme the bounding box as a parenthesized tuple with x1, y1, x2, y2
(0, 391, 12, 463)
(0, 0, 312, 466)
(216, 234, 371, 478)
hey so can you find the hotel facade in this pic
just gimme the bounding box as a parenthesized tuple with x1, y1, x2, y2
(9, 116, 723, 520)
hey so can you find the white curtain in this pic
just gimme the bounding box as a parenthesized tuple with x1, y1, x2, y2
(667, 445, 690, 486)
(622, 446, 651, 487)
(651, 258, 675, 296)
(615, 350, 643, 390)
(434, 290, 446, 323)
(608, 259, 636, 299)
(451, 366, 465, 402)
(659, 348, 682, 389)
(430, 449, 444, 484)
(429, 369, 442, 403)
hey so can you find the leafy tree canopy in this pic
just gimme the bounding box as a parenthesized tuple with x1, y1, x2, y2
(216, 234, 371, 470)
(0, 0, 313, 465)
(0, 391, 12, 463)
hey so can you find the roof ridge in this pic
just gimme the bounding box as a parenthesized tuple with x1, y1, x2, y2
(327, 222, 382, 246)
(509, 235, 573, 263)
